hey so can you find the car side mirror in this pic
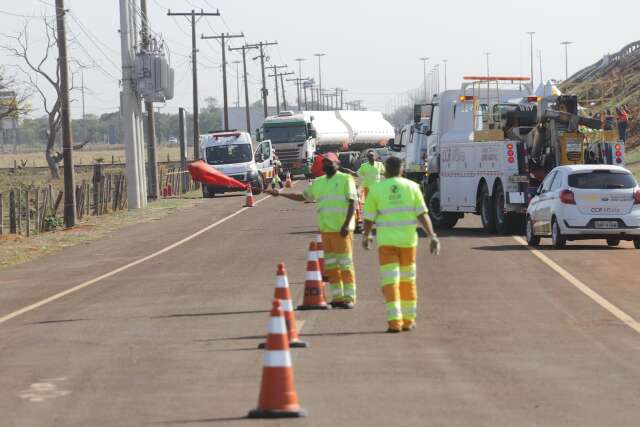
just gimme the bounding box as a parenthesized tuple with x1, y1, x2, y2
(426, 130, 433, 136)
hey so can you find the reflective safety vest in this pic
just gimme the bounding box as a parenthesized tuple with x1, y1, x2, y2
(357, 161, 385, 189)
(303, 171, 358, 232)
(363, 177, 428, 248)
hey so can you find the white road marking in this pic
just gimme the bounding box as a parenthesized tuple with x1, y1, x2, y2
(18, 378, 70, 402)
(0, 195, 273, 325)
(513, 236, 640, 335)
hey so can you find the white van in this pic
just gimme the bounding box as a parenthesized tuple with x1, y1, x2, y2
(200, 131, 274, 198)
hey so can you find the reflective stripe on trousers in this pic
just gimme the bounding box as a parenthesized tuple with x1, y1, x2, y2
(322, 232, 357, 303)
(378, 246, 417, 327)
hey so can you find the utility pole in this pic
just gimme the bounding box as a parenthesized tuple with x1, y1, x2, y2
(140, 0, 158, 200)
(229, 44, 259, 133)
(249, 41, 278, 117)
(120, 0, 147, 209)
(232, 60, 241, 108)
(268, 65, 288, 114)
(419, 57, 428, 103)
(484, 52, 491, 77)
(201, 32, 244, 130)
(54, 0, 76, 227)
(442, 59, 448, 90)
(295, 58, 306, 111)
(167, 8, 220, 159)
(527, 32, 535, 86)
(561, 41, 573, 81)
(279, 71, 294, 110)
(314, 53, 326, 110)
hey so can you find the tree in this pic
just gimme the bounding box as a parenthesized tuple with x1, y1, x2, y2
(1, 18, 83, 178)
(0, 67, 31, 121)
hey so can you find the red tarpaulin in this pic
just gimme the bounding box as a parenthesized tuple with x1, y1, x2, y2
(188, 160, 248, 189)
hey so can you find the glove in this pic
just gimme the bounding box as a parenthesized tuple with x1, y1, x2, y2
(429, 235, 441, 255)
(362, 234, 373, 250)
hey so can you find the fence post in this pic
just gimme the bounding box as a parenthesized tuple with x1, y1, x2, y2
(35, 190, 40, 234)
(0, 192, 3, 235)
(16, 190, 21, 235)
(25, 190, 30, 237)
(9, 190, 16, 234)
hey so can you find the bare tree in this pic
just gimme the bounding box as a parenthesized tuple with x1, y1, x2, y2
(0, 67, 31, 120)
(0, 18, 81, 178)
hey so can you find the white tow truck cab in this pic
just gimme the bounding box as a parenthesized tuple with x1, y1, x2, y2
(199, 130, 274, 198)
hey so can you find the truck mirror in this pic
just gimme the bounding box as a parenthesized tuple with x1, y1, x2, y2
(413, 105, 422, 124)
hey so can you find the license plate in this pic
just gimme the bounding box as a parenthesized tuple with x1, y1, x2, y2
(594, 221, 618, 229)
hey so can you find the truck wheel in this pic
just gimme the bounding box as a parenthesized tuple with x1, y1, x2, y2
(252, 175, 264, 195)
(479, 184, 496, 233)
(202, 186, 215, 199)
(494, 183, 513, 235)
(425, 181, 459, 230)
(634, 239, 640, 249)
(606, 238, 620, 247)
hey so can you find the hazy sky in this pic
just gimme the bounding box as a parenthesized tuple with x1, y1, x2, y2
(1, 0, 639, 118)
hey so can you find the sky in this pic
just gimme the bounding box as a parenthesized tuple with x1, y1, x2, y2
(1, 0, 639, 119)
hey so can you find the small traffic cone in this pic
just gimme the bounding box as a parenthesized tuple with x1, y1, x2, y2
(285, 172, 292, 188)
(259, 263, 308, 349)
(297, 241, 330, 310)
(315, 234, 327, 281)
(248, 300, 308, 419)
(245, 185, 255, 207)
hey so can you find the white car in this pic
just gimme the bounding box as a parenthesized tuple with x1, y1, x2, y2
(526, 165, 640, 249)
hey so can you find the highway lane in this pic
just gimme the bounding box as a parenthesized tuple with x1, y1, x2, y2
(0, 193, 639, 426)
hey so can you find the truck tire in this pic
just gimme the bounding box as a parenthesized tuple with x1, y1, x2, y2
(493, 182, 523, 235)
(479, 184, 496, 233)
(202, 186, 215, 198)
(425, 181, 459, 230)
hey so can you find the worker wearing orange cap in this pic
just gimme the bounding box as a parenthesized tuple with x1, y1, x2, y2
(267, 152, 358, 308)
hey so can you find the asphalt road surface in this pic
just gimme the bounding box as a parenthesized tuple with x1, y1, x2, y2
(1, 190, 640, 427)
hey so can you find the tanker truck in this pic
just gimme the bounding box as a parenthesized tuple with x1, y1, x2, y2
(258, 110, 395, 177)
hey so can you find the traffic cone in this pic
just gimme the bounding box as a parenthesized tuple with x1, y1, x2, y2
(248, 299, 308, 419)
(259, 263, 308, 349)
(245, 185, 255, 207)
(285, 172, 292, 188)
(315, 234, 327, 281)
(297, 241, 330, 310)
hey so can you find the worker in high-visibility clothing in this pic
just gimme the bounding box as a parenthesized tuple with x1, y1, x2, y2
(362, 156, 440, 332)
(356, 149, 385, 199)
(267, 152, 358, 309)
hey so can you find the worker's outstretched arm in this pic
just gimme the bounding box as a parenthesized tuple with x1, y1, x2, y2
(339, 166, 358, 177)
(417, 213, 440, 255)
(340, 199, 356, 237)
(265, 188, 306, 202)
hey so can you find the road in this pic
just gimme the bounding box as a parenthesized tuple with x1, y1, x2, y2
(1, 189, 640, 426)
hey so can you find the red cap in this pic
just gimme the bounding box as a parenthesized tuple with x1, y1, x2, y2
(324, 152, 339, 162)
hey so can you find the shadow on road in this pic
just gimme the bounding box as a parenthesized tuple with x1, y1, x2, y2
(150, 416, 246, 424)
(472, 245, 529, 252)
(420, 227, 498, 238)
(208, 347, 259, 352)
(300, 330, 387, 338)
(474, 243, 626, 252)
(153, 310, 269, 319)
(30, 318, 91, 325)
(195, 335, 264, 342)
(288, 230, 321, 236)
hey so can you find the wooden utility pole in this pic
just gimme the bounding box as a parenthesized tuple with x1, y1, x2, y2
(201, 32, 244, 130)
(54, 0, 76, 227)
(268, 65, 288, 114)
(287, 77, 312, 111)
(178, 108, 188, 190)
(229, 44, 259, 133)
(279, 71, 294, 110)
(250, 41, 278, 117)
(232, 60, 241, 108)
(167, 9, 220, 159)
(141, 0, 158, 200)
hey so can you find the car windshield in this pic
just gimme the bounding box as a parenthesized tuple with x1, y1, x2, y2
(205, 144, 253, 165)
(263, 125, 307, 143)
(568, 170, 637, 189)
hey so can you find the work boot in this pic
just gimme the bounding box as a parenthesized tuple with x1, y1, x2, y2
(402, 321, 416, 332)
(387, 320, 402, 333)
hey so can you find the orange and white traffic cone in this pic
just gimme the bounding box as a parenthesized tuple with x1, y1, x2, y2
(259, 263, 308, 349)
(315, 234, 327, 282)
(284, 172, 292, 188)
(297, 241, 330, 310)
(245, 185, 255, 207)
(248, 299, 308, 419)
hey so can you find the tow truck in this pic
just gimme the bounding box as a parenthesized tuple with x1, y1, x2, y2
(393, 77, 626, 234)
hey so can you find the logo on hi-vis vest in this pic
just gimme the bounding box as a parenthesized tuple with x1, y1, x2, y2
(389, 185, 401, 201)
